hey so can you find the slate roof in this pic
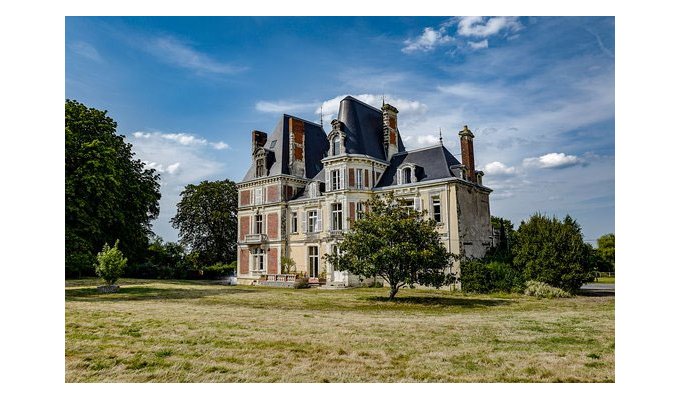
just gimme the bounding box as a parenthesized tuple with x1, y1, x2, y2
(337, 96, 405, 161)
(376, 144, 462, 187)
(241, 114, 328, 181)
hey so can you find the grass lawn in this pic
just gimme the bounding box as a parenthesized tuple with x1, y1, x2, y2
(594, 276, 615, 284)
(65, 279, 614, 382)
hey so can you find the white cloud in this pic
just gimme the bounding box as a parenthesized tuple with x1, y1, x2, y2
(403, 134, 440, 146)
(166, 162, 181, 174)
(317, 94, 427, 121)
(484, 161, 517, 176)
(143, 161, 181, 175)
(468, 39, 489, 50)
(211, 141, 230, 150)
(255, 100, 317, 114)
(402, 27, 454, 53)
(132, 131, 151, 138)
(161, 133, 208, 146)
(523, 153, 583, 169)
(145, 36, 246, 75)
(457, 17, 523, 38)
(69, 41, 103, 62)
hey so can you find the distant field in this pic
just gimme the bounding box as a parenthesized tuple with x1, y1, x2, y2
(65, 279, 614, 382)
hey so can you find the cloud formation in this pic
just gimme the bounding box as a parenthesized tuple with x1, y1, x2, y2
(255, 100, 317, 114)
(68, 41, 103, 62)
(145, 36, 246, 75)
(457, 17, 523, 38)
(483, 161, 517, 176)
(402, 27, 453, 53)
(132, 131, 230, 150)
(523, 153, 584, 169)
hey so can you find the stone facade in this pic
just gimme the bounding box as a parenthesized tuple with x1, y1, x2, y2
(235, 96, 492, 288)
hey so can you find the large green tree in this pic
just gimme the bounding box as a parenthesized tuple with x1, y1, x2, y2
(171, 179, 238, 266)
(325, 193, 456, 300)
(512, 213, 594, 293)
(66, 100, 161, 277)
(596, 233, 615, 272)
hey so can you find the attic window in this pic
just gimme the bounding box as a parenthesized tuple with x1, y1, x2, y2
(332, 136, 340, 156)
(256, 157, 265, 178)
(269, 140, 277, 149)
(396, 164, 417, 185)
(403, 168, 412, 184)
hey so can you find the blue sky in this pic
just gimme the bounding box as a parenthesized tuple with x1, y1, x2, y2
(65, 16, 614, 244)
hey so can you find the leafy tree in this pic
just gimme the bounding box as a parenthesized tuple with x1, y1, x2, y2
(325, 193, 456, 300)
(596, 233, 615, 272)
(512, 213, 594, 293)
(95, 240, 127, 286)
(171, 179, 238, 266)
(66, 100, 161, 277)
(129, 235, 187, 279)
(488, 216, 515, 262)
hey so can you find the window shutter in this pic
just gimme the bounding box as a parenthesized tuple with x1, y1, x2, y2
(302, 213, 307, 233)
(340, 167, 346, 190)
(255, 188, 263, 205)
(316, 209, 323, 232)
(397, 169, 402, 185)
(365, 169, 370, 189)
(414, 197, 422, 211)
(325, 169, 330, 190)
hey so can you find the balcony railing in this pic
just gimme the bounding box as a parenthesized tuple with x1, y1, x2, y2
(244, 233, 268, 244)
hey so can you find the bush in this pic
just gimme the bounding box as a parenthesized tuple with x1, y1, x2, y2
(524, 280, 572, 299)
(294, 277, 310, 289)
(203, 262, 237, 280)
(95, 240, 127, 286)
(460, 259, 524, 293)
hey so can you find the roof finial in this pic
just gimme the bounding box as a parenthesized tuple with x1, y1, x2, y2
(382, 93, 385, 107)
(320, 104, 323, 126)
(439, 127, 443, 144)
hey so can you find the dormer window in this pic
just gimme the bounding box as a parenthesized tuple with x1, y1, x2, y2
(396, 164, 418, 185)
(332, 135, 340, 156)
(256, 157, 265, 178)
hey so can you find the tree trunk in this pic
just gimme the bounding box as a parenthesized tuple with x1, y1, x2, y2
(388, 285, 399, 300)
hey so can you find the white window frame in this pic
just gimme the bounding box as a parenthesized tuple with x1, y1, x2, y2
(356, 168, 364, 189)
(331, 203, 343, 231)
(254, 187, 263, 205)
(254, 214, 263, 234)
(308, 246, 319, 278)
(307, 210, 318, 233)
(432, 196, 441, 223)
(252, 248, 265, 272)
(356, 202, 365, 220)
(291, 211, 298, 233)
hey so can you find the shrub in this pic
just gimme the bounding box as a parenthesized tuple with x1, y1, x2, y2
(203, 262, 237, 280)
(460, 259, 492, 293)
(95, 240, 127, 286)
(524, 280, 572, 299)
(487, 261, 525, 293)
(281, 256, 296, 274)
(294, 277, 310, 289)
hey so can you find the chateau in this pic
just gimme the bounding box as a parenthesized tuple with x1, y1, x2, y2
(236, 96, 492, 287)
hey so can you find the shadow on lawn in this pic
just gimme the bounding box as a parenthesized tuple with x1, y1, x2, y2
(364, 295, 511, 308)
(65, 285, 257, 302)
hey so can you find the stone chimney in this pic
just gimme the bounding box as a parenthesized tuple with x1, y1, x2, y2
(251, 130, 267, 155)
(382, 103, 399, 160)
(458, 125, 476, 182)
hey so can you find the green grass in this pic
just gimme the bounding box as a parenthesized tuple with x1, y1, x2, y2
(593, 276, 615, 284)
(65, 278, 614, 382)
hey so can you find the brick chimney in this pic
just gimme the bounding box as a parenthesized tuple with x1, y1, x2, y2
(458, 125, 476, 182)
(251, 130, 267, 155)
(382, 103, 399, 160)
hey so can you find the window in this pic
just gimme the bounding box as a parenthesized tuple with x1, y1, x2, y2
(432, 196, 441, 223)
(307, 210, 318, 233)
(403, 168, 412, 184)
(402, 198, 415, 210)
(256, 158, 265, 178)
(331, 170, 340, 191)
(356, 168, 363, 189)
(308, 246, 319, 278)
(254, 214, 263, 234)
(291, 212, 298, 233)
(356, 202, 365, 220)
(254, 187, 263, 205)
(332, 203, 343, 231)
(253, 248, 264, 272)
(332, 135, 340, 156)
(269, 140, 277, 149)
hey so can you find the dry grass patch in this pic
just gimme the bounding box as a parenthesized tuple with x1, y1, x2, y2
(66, 279, 614, 382)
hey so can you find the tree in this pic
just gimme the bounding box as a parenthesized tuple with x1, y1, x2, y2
(325, 193, 456, 300)
(596, 233, 615, 272)
(171, 179, 238, 266)
(512, 213, 594, 293)
(66, 100, 161, 277)
(488, 216, 515, 262)
(95, 240, 127, 286)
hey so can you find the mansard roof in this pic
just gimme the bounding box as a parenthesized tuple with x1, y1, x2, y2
(376, 143, 463, 187)
(241, 114, 328, 181)
(337, 96, 405, 161)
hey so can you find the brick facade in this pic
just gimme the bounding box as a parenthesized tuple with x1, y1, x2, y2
(266, 185, 280, 203)
(267, 212, 279, 240)
(267, 247, 278, 274)
(239, 215, 250, 241)
(239, 189, 251, 206)
(239, 249, 249, 275)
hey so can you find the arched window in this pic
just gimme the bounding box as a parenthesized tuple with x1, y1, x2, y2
(403, 167, 412, 184)
(332, 135, 341, 156)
